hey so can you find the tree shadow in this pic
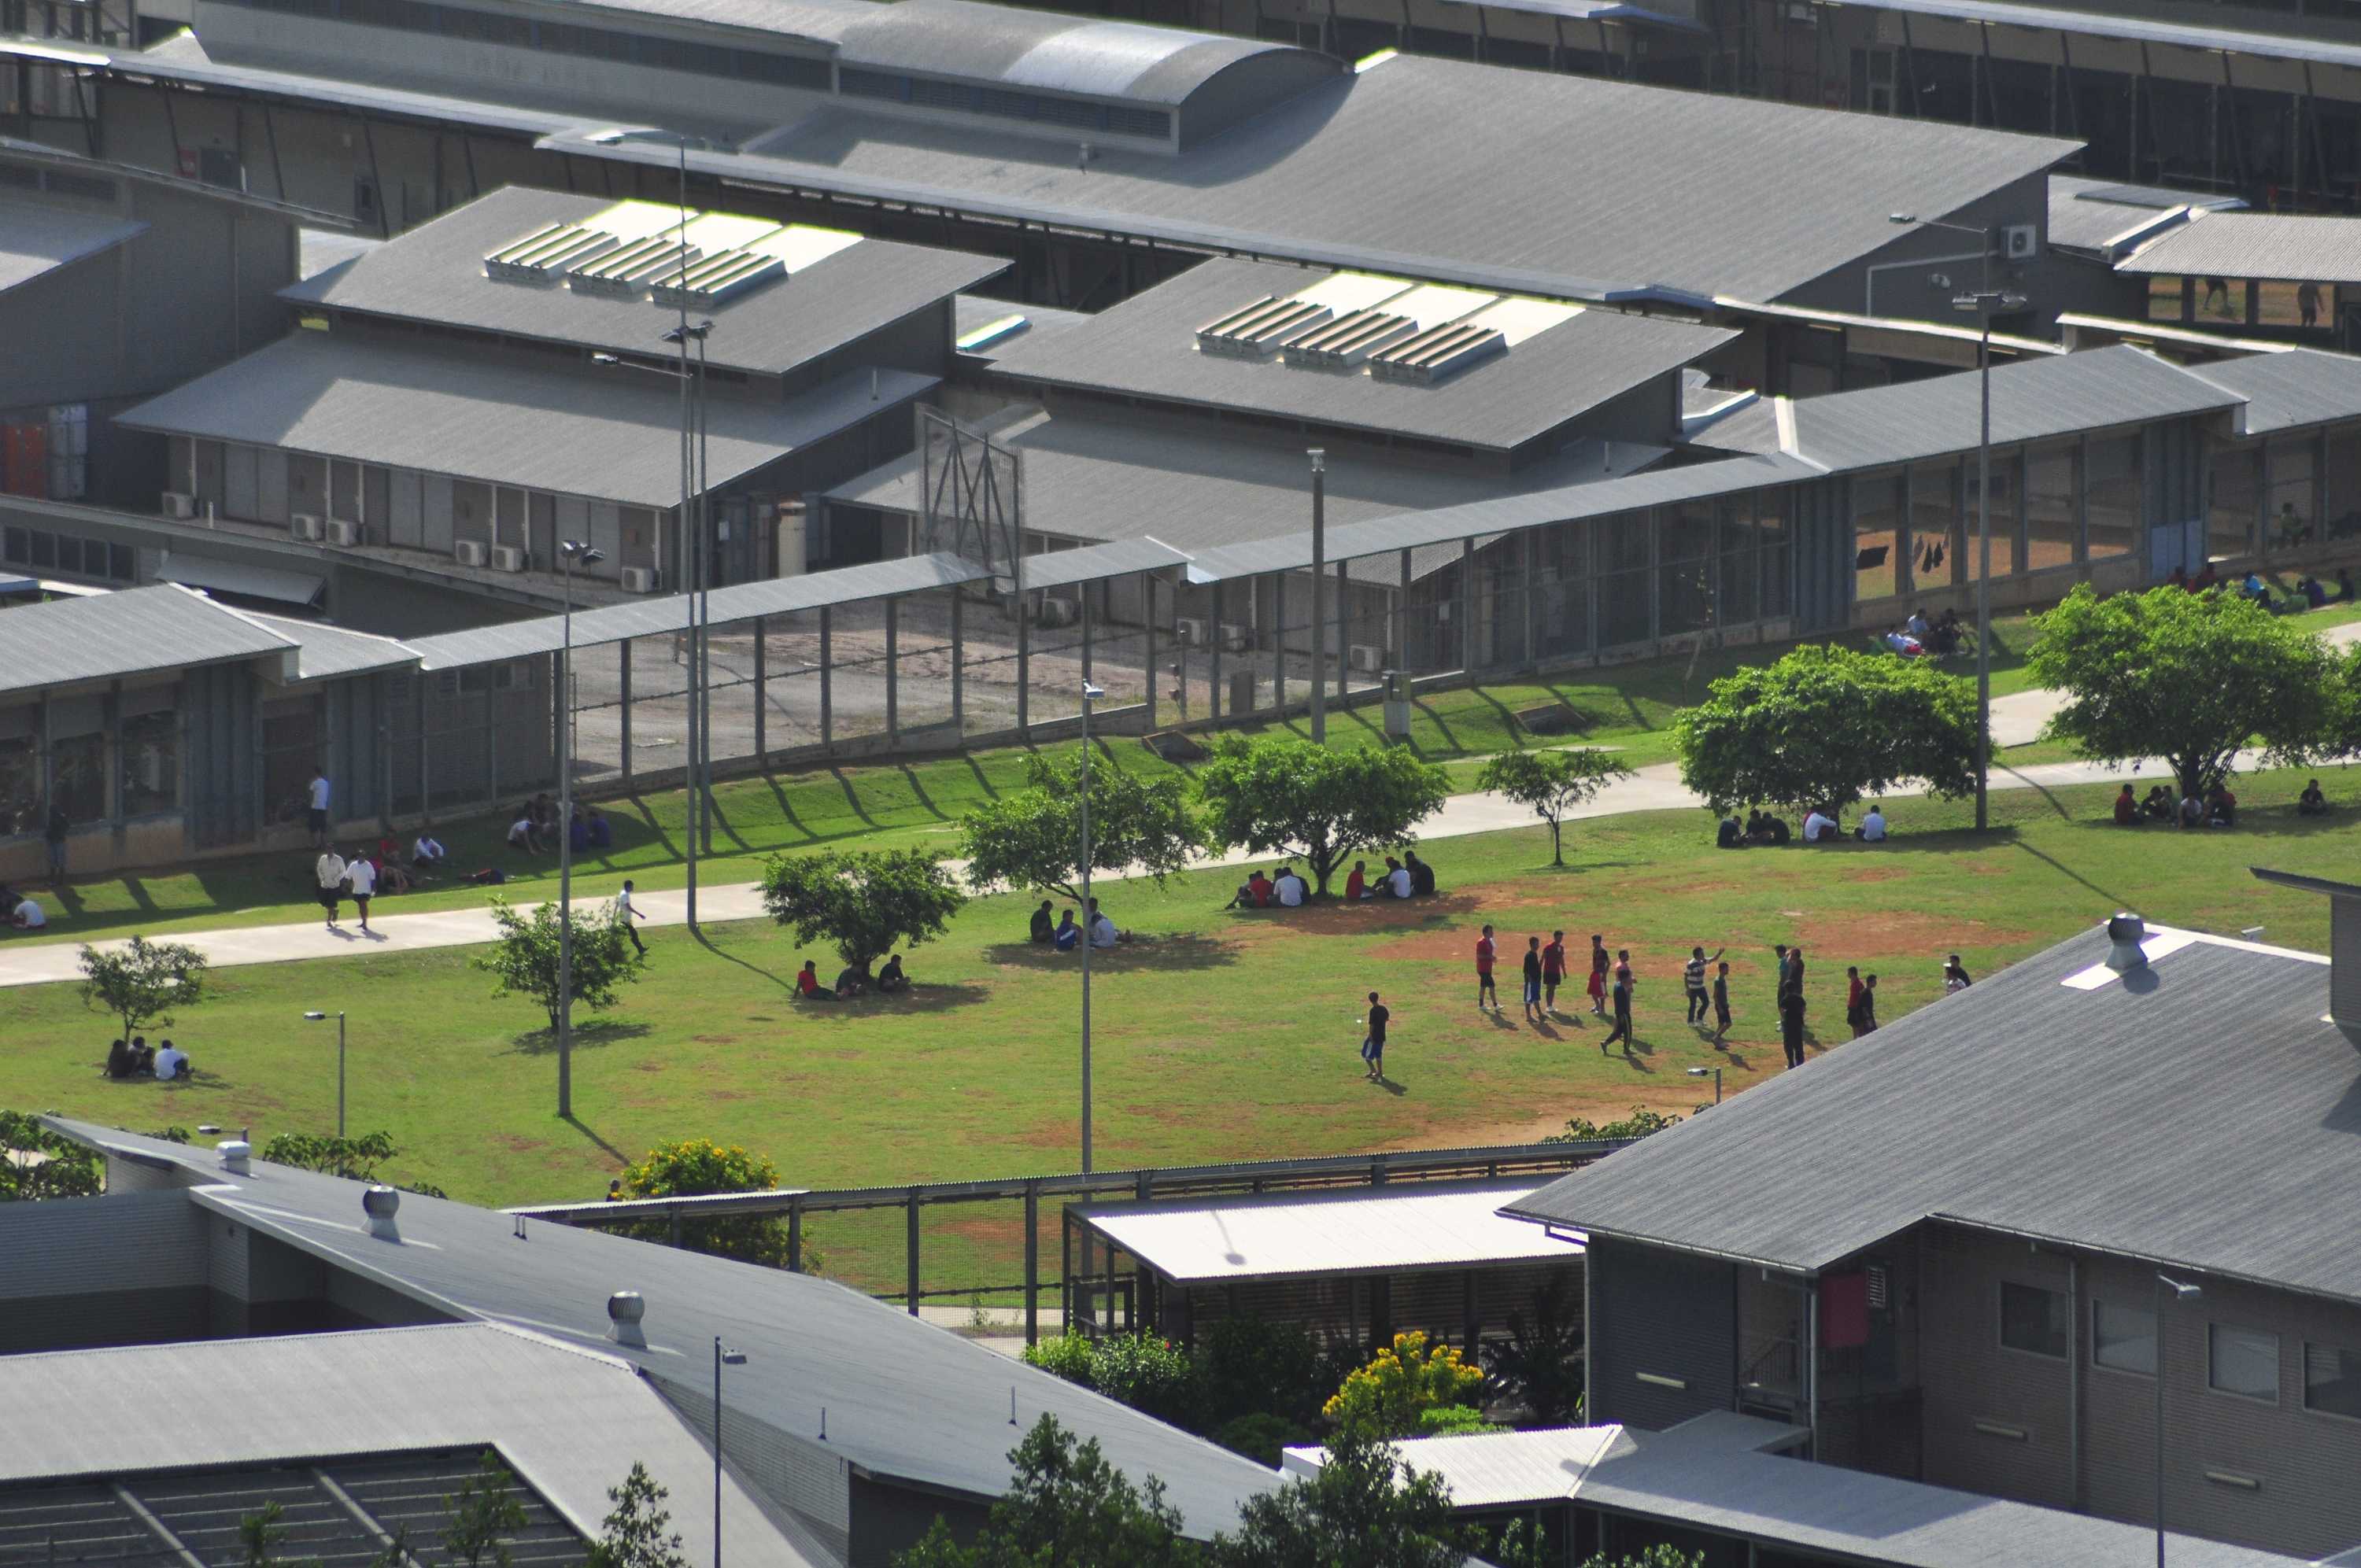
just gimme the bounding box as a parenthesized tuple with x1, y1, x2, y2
(561, 1112, 629, 1166)
(1408, 696, 1461, 756)
(693, 928, 797, 992)
(796, 982, 993, 1016)
(504, 1020, 654, 1057)
(981, 934, 1240, 972)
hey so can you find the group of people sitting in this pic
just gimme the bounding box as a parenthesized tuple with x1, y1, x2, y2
(1717, 806, 1886, 847)
(1030, 897, 1129, 950)
(1216, 850, 1439, 909)
(795, 953, 909, 1000)
(2112, 780, 2242, 829)
(508, 795, 614, 857)
(1883, 607, 1968, 659)
(104, 1034, 190, 1082)
(0, 880, 47, 932)
(2167, 563, 2357, 613)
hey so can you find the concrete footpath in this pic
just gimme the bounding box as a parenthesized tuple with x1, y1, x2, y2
(0, 749, 2239, 990)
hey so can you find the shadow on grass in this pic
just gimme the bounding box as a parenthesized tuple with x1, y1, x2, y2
(793, 982, 992, 1016)
(981, 934, 1240, 971)
(1369, 1075, 1408, 1097)
(561, 1112, 630, 1166)
(2004, 838, 2130, 911)
(504, 1020, 653, 1057)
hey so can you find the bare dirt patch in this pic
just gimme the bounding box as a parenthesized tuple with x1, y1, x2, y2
(937, 1214, 1028, 1251)
(1790, 910, 2033, 962)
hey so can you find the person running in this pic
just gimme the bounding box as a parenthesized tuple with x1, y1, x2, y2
(1683, 945, 1724, 1025)
(1362, 991, 1388, 1081)
(616, 880, 648, 956)
(1521, 936, 1545, 1022)
(1943, 953, 1973, 994)
(1475, 925, 1499, 1013)
(1602, 949, 1636, 1052)
(1587, 935, 1609, 1016)
(315, 845, 347, 929)
(1711, 960, 1733, 1046)
(1541, 930, 1568, 1015)
(345, 850, 376, 934)
(1779, 944, 1808, 1069)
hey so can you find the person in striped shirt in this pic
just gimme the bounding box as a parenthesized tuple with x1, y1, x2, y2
(1684, 944, 1724, 1025)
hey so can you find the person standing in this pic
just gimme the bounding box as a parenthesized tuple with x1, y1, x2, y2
(1778, 944, 1807, 1069)
(1711, 960, 1733, 1046)
(617, 879, 648, 955)
(1860, 973, 1880, 1034)
(345, 850, 376, 934)
(1475, 924, 1499, 1013)
(1683, 945, 1723, 1025)
(1845, 965, 1868, 1039)
(44, 802, 69, 885)
(307, 766, 332, 849)
(1587, 935, 1609, 1017)
(1602, 949, 1636, 1053)
(315, 844, 347, 929)
(1362, 991, 1389, 1082)
(1541, 930, 1568, 1016)
(1521, 936, 1545, 1023)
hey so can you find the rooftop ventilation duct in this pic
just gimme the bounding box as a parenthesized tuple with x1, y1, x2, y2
(608, 1290, 647, 1348)
(217, 1139, 250, 1176)
(483, 223, 623, 282)
(1282, 308, 1417, 371)
(1195, 295, 1332, 359)
(2105, 911, 2149, 971)
(362, 1184, 401, 1241)
(651, 248, 788, 310)
(569, 234, 701, 299)
(1369, 320, 1506, 385)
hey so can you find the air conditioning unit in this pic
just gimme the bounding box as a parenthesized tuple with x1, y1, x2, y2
(1036, 596, 1078, 628)
(453, 540, 487, 568)
(1218, 622, 1250, 651)
(291, 512, 324, 541)
(2003, 223, 2038, 261)
(489, 544, 526, 573)
(619, 565, 659, 594)
(1175, 616, 1208, 647)
(324, 518, 360, 548)
(161, 491, 197, 519)
(1348, 644, 1385, 673)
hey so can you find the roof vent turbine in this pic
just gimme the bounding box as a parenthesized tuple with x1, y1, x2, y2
(362, 1184, 401, 1241)
(2105, 911, 2148, 972)
(608, 1290, 648, 1347)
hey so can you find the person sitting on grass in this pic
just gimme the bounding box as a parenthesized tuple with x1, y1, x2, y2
(2340, 566, 2357, 602)
(9, 891, 46, 930)
(1856, 806, 1887, 843)
(508, 810, 541, 855)
(105, 1038, 137, 1079)
(876, 954, 909, 994)
(1054, 909, 1081, 950)
(1717, 812, 1745, 849)
(1906, 607, 1931, 641)
(1346, 860, 1369, 900)
(1247, 868, 1275, 908)
(1406, 850, 1436, 897)
(152, 1039, 189, 1082)
(2300, 779, 2330, 817)
(1883, 625, 1923, 657)
(1030, 899, 1056, 943)
(2113, 783, 2141, 827)
(2141, 784, 2175, 823)
(833, 964, 869, 999)
(1386, 856, 1413, 899)
(1275, 865, 1307, 907)
(412, 829, 446, 873)
(1928, 610, 1965, 655)
(2300, 574, 2329, 610)
(2178, 790, 2206, 830)
(1803, 806, 1841, 844)
(586, 808, 613, 850)
(1088, 899, 1124, 948)
(2208, 782, 2238, 828)
(794, 960, 837, 1001)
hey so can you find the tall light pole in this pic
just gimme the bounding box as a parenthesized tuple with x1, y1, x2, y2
(556, 539, 604, 1119)
(1888, 214, 2025, 833)
(1308, 448, 1327, 743)
(664, 319, 717, 858)
(302, 1009, 345, 1138)
(1685, 1064, 1722, 1105)
(2155, 1273, 2201, 1568)
(1078, 679, 1103, 1173)
(713, 1337, 747, 1568)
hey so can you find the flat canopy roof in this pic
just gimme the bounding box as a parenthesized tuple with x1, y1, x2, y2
(2119, 209, 2361, 286)
(1817, 0, 2361, 76)
(0, 583, 294, 698)
(159, 553, 327, 608)
(2184, 349, 2361, 437)
(1073, 1178, 1581, 1284)
(118, 333, 935, 510)
(0, 199, 145, 298)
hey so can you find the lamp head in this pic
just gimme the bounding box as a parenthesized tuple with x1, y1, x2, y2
(561, 540, 604, 566)
(303, 1011, 326, 1021)
(1308, 447, 1326, 474)
(1888, 212, 1917, 225)
(591, 352, 621, 365)
(721, 1348, 748, 1366)
(1686, 1066, 1711, 1077)
(1082, 683, 1105, 700)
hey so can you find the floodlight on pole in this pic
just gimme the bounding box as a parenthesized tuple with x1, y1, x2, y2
(1684, 1064, 1722, 1105)
(715, 1337, 748, 1568)
(303, 1009, 345, 1138)
(2155, 1274, 2201, 1568)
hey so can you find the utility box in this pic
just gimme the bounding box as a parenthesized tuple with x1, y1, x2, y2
(1382, 670, 1412, 740)
(1228, 671, 1258, 718)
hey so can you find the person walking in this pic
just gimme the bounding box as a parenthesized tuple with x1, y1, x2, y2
(1711, 959, 1733, 1046)
(1475, 924, 1499, 1013)
(1683, 944, 1723, 1026)
(1587, 935, 1609, 1016)
(1778, 943, 1807, 1069)
(314, 844, 347, 929)
(616, 879, 648, 956)
(1541, 930, 1568, 1016)
(1860, 972, 1880, 1034)
(1521, 936, 1545, 1022)
(1602, 949, 1636, 1052)
(345, 850, 376, 934)
(1362, 991, 1389, 1081)
(307, 766, 332, 849)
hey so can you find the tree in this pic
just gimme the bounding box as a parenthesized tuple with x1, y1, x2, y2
(0, 1110, 102, 1201)
(2026, 584, 2336, 799)
(759, 848, 966, 982)
(475, 895, 646, 1031)
(961, 750, 1204, 904)
(1209, 1426, 1468, 1568)
(1195, 737, 1449, 895)
(2333, 641, 2361, 760)
(612, 1138, 794, 1268)
(1476, 748, 1634, 865)
(1483, 1278, 1585, 1425)
(442, 1448, 527, 1568)
(1580, 1550, 1703, 1568)
(1545, 1106, 1679, 1145)
(256, 1130, 448, 1198)
(1321, 1331, 1484, 1442)
(894, 1415, 1204, 1568)
(239, 1500, 317, 1568)
(585, 1462, 687, 1568)
(77, 935, 208, 1046)
(1671, 644, 1976, 816)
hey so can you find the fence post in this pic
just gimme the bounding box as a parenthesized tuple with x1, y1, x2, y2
(1524, 529, 1540, 668)
(618, 642, 632, 788)
(1080, 582, 1093, 690)
(787, 1198, 802, 1273)
(416, 676, 430, 822)
(752, 615, 766, 765)
(906, 1187, 921, 1317)
(1397, 548, 1412, 670)
(819, 605, 833, 752)
(885, 596, 900, 747)
(950, 591, 964, 732)
(1209, 580, 1224, 724)
(486, 694, 500, 811)
(1141, 570, 1156, 732)
(1336, 559, 1350, 699)
(1460, 537, 1476, 675)
(1024, 1179, 1040, 1346)
(1017, 596, 1031, 736)
(1271, 570, 1285, 714)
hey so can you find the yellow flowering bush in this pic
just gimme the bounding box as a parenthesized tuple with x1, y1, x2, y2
(1321, 1330, 1484, 1439)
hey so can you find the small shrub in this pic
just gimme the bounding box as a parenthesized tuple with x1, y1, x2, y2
(1021, 1331, 1098, 1390)
(1198, 1316, 1331, 1430)
(1211, 1411, 1314, 1467)
(1089, 1333, 1202, 1428)
(1413, 1404, 1500, 1437)
(1546, 1106, 1679, 1144)
(1323, 1330, 1484, 1441)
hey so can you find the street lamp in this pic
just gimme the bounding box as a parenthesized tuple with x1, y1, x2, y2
(663, 318, 717, 864)
(1887, 213, 2026, 834)
(2154, 1273, 2201, 1567)
(1308, 448, 1326, 744)
(556, 538, 605, 1120)
(713, 1337, 748, 1568)
(301, 1010, 345, 1138)
(1078, 679, 1103, 1173)
(1685, 1064, 1722, 1105)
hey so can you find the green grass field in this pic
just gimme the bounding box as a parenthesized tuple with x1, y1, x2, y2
(9, 766, 2354, 1297)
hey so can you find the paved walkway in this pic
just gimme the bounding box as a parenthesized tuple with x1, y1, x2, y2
(0, 748, 2246, 990)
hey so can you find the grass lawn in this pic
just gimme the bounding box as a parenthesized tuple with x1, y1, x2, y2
(6, 766, 2353, 1299)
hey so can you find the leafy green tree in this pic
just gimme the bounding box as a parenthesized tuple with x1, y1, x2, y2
(895, 1415, 1204, 1568)
(1321, 1331, 1484, 1442)
(759, 848, 966, 983)
(365, 1526, 415, 1568)
(585, 1462, 687, 1568)
(442, 1448, 527, 1568)
(1209, 1427, 1467, 1568)
(1580, 1549, 1704, 1568)
(78, 935, 209, 1047)
(1546, 1106, 1679, 1144)
(1209, 1412, 1314, 1467)
(257, 1129, 448, 1198)
(611, 1138, 796, 1268)
(1476, 748, 1634, 865)
(0, 1110, 102, 1201)
(2321, 640, 2361, 762)
(1195, 736, 1449, 895)
(2026, 584, 2337, 799)
(1483, 1278, 1585, 1426)
(960, 751, 1203, 903)
(1671, 644, 1975, 816)
(1197, 1318, 1332, 1431)
(475, 895, 645, 1031)
(238, 1500, 319, 1567)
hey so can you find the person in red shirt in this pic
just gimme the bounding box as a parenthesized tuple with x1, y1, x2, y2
(1345, 861, 1367, 901)
(2112, 783, 2139, 827)
(1475, 924, 1499, 1013)
(1248, 869, 1274, 907)
(1846, 965, 1869, 1039)
(1587, 935, 1609, 1017)
(1541, 929, 1568, 1015)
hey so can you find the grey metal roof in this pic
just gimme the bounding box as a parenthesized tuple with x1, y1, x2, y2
(2118, 208, 2361, 285)
(2183, 349, 2361, 437)
(405, 551, 992, 668)
(954, 295, 1094, 363)
(981, 259, 1734, 452)
(298, 226, 381, 282)
(1507, 925, 2361, 1305)
(159, 553, 327, 607)
(280, 186, 1007, 376)
(0, 199, 145, 298)
(2045, 174, 2230, 260)
(0, 1322, 822, 1565)
(1019, 537, 1194, 590)
(613, 52, 2078, 306)
(238, 611, 423, 681)
(116, 333, 935, 510)
(43, 1123, 1286, 1542)
(0, 130, 353, 226)
(1439, 0, 1701, 28)
(1823, 0, 2361, 75)
(0, 583, 295, 697)
(556, 0, 870, 44)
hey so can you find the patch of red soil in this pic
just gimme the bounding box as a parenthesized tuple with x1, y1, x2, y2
(1789, 911, 2033, 963)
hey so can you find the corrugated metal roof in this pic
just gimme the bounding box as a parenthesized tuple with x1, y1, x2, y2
(1823, 0, 2361, 74)
(0, 583, 294, 697)
(1438, 0, 1701, 28)
(2183, 349, 2361, 436)
(1287, 1426, 1639, 1508)
(116, 334, 935, 510)
(405, 552, 992, 668)
(1506, 925, 2361, 1304)
(1073, 1179, 1579, 1285)
(554, 0, 868, 44)
(160, 554, 327, 607)
(280, 186, 1007, 377)
(43, 1123, 1288, 1541)
(1019, 537, 1193, 590)
(983, 259, 1732, 452)
(2048, 175, 2242, 263)
(0, 199, 146, 298)
(2119, 208, 2361, 285)
(237, 611, 422, 681)
(0, 1323, 822, 1565)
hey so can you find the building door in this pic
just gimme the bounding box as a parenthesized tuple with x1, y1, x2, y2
(2150, 518, 2203, 580)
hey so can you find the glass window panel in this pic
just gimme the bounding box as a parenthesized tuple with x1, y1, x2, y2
(2027, 442, 2078, 573)
(2195, 273, 2241, 322)
(1910, 463, 1958, 585)
(1598, 568, 1650, 647)
(1962, 453, 2021, 579)
(2330, 427, 2361, 541)
(27, 530, 54, 570)
(2305, 1342, 2361, 1419)
(2093, 1300, 2156, 1375)
(2209, 441, 2260, 561)
(1601, 512, 1650, 574)
(2001, 1282, 2068, 1359)
(108, 543, 133, 581)
(1661, 500, 1714, 565)
(1535, 577, 1591, 660)
(1538, 518, 1586, 581)
(2267, 438, 2319, 552)
(1717, 495, 1757, 559)
(1760, 545, 1791, 621)
(52, 537, 83, 575)
(2, 526, 24, 565)
(119, 708, 179, 817)
(2146, 275, 2189, 323)
(2086, 436, 2141, 561)
(1658, 555, 1715, 636)
(1853, 471, 1904, 606)
(50, 732, 105, 825)
(2211, 1324, 2280, 1400)
(2256, 279, 2329, 330)
(1721, 555, 1758, 626)
(0, 729, 37, 838)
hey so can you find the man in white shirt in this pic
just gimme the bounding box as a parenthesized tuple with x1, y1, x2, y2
(412, 832, 445, 872)
(1276, 866, 1306, 907)
(307, 767, 332, 848)
(1859, 807, 1887, 843)
(9, 895, 46, 929)
(345, 853, 377, 933)
(152, 1041, 188, 1080)
(508, 814, 539, 854)
(1387, 861, 1413, 899)
(1803, 809, 1836, 843)
(315, 847, 347, 928)
(615, 879, 647, 955)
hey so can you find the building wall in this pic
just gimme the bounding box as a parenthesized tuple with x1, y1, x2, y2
(1587, 1236, 1735, 1430)
(0, 1187, 212, 1352)
(1916, 1223, 2077, 1509)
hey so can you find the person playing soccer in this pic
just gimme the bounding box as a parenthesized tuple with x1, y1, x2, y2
(1587, 934, 1609, 1016)
(1521, 936, 1545, 1022)
(1362, 991, 1390, 1081)
(1475, 925, 1499, 1012)
(1602, 949, 1636, 1052)
(1541, 930, 1568, 1015)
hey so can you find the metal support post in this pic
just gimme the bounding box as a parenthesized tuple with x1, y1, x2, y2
(818, 605, 833, 751)
(1209, 581, 1225, 723)
(885, 596, 900, 746)
(906, 1190, 922, 1316)
(1271, 570, 1286, 714)
(752, 615, 766, 764)
(1024, 1181, 1041, 1345)
(950, 592, 964, 732)
(1309, 448, 1326, 741)
(1141, 572, 1157, 732)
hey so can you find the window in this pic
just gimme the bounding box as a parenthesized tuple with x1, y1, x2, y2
(1599, 511, 1650, 574)
(50, 731, 105, 826)
(2265, 437, 2319, 552)
(0, 715, 36, 839)
(2001, 1282, 2067, 1358)
(2305, 1343, 2361, 1420)
(1853, 471, 1904, 606)
(1717, 496, 1758, 625)
(2093, 1300, 2156, 1376)
(119, 706, 179, 818)
(2085, 435, 2141, 561)
(1962, 452, 2020, 580)
(2025, 441, 2078, 571)
(1757, 493, 1791, 620)
(2209, 1323, 2280, 1401)
(1908, 462, 1956, 585)
(2209, 441, 2260, 562)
